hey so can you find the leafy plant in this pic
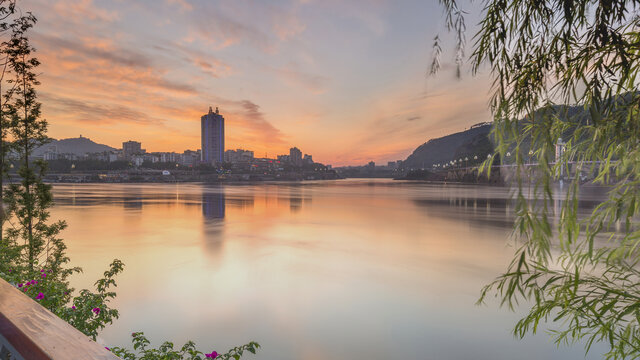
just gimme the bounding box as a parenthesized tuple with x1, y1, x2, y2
(111, 332, 260, 360)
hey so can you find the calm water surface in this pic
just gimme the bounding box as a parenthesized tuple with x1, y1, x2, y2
(50, 180, 606, 360)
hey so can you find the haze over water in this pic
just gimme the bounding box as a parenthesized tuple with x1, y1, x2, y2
(49, 180, 605, 360)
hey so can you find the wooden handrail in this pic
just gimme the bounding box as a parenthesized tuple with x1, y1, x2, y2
(0, 278, 120, 359)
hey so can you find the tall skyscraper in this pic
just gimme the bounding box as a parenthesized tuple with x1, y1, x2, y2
(201, 106, 225, 165)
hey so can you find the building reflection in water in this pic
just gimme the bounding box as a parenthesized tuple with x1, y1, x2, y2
(202, 190, 226, 219)
(123, 189, 144, 210)
(201, 189, 226, 255)
(289, 186, 302, 213)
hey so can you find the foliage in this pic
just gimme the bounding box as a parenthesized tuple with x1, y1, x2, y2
(57, 260, 125, 340)
(0, 2, 124, 342)
(111, 332, 260, 360)
(0, 260, 124, 341)
(437, 0, 640, 358)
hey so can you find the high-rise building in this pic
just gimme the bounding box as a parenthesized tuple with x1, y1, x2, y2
(289, 147, 302, 166)
(123, 140, 142, 159)
(201, 106, 225, 165)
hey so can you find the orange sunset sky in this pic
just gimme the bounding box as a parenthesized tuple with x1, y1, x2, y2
(28, 0, 491, 166)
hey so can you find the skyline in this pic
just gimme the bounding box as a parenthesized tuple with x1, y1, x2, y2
(27, 0, 490, 166)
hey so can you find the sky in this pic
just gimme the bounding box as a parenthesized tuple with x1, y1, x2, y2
(26, 0, 491, 166)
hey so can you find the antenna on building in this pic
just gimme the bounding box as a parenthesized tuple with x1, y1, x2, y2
(215, 107, 219, 114)
(209, 106, 213, 114)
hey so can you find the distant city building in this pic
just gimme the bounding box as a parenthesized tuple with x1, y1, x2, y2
(201, 106, 225, 165)
(123, 140, 142, 159)
(367, 161, 375, 169)
(303, 154, 313, 164)
(387, 161, 396, 169)
(43, 152, 58, 161)
(131, 155, 144, 167)
(153, 152, 179, 163)
(180, 150, 200, 167)
(277, 154, 290, 163)
(289, 147, 302, 166)
(224, 149, 254, 163)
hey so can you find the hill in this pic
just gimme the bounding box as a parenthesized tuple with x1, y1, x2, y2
(402, 100, 602, 169)
(402, 123, 493, 169)
(33, 136, 116, 156)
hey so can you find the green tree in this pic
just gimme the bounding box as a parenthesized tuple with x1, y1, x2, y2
(0, 0, 16, 242)
(3, 12, 57, 272)
(437, 0, 640, 358)
(0, 9, 124, 341)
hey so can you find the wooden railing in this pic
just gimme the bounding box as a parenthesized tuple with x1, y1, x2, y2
(0, 278, 119, 360)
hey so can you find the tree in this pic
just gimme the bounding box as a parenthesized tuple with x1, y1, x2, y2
(0, 9, 123, 340)
(436, 0, 640, 358)
(0, 0, 16, 242)
(2, 11, 65, 274)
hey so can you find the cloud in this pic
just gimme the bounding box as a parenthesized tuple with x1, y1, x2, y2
(272, 9, 306, 41)
(53, 0, 119, 22)
(229, 100, 287, 146)
(269, 66, 329, 94)
(38, 34, 151, 68)
(189, 7, 273, 52)
(166, 0, 193, 12)
(41, 94, 164, 125)
(34, 34, 197, 95)
(152, 43, 234, 78)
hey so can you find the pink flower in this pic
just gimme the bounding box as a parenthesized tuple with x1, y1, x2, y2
(205, 351, 218, 358)
(131, 332, 137, 337)
(40, 269, 45, 272)
(105, 347, 110, 351)
(92, 307, 101, 315)
(18, 283, 23, 288)
(36, 292, 44, 300)
(41, 273, 46, 278)
(71, 306, 76, 310)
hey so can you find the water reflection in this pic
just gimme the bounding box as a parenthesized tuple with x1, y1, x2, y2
(202, 190, 225, 219)
(48, 180, 608, 360)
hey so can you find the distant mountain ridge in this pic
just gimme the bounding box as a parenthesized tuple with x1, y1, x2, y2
(33, 136, 116, 156)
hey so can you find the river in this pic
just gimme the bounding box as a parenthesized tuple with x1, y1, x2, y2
(49, 179, 606, 360)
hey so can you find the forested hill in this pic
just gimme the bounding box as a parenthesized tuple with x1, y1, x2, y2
(402, 100, 601, 169)
(33, 136, 116, 156)
(402, 123, 493, 169)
